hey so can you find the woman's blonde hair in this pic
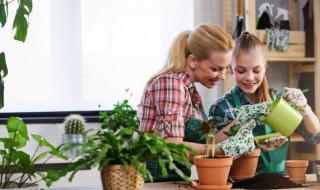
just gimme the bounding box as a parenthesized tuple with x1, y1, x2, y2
(143, 23, 234, 91)
(232, 32, 271, 102)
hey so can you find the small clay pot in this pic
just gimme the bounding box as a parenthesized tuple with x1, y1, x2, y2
(194, 155, 233, 186)
(229, 148, 261, 180)
(285, 160, 309, 184)
(197, 182, 232, 190)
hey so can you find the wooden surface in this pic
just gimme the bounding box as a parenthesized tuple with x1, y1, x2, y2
(143, 174, 320, 189)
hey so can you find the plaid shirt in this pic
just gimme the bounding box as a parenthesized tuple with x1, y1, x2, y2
(208, 85, 320, 144)
(139, 71, 204, 139)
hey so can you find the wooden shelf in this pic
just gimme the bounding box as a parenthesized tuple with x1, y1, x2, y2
(267, 57, 316, 62)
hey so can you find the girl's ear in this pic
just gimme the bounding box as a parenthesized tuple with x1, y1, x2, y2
(187, 54, 197, 69)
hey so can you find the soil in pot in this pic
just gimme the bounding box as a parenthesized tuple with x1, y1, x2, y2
(231, 174, 303, 189)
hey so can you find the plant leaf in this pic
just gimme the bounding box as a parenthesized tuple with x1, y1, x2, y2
(7, 116, 28, 148)
(0, 0, 8, 27)
(0, 52, 7, 108)
(12, 0, 33, 42)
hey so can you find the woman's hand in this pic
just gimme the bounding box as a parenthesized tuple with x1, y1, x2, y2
(218, 119, 256, 159)
(283, 87, 311, 117)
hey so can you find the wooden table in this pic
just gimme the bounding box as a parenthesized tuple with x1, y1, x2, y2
(143, 174, 320, 189)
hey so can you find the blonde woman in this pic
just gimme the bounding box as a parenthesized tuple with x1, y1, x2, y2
(139, 24, 256, 181)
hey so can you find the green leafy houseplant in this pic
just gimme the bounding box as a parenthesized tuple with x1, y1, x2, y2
(0, 116, 67, 188)
(223, 124, 240, 137)
(0, 0, 32, 108)
(46, 99, 199, 187)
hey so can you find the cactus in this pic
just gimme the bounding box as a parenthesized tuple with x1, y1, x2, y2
(64, 114, 86, 134)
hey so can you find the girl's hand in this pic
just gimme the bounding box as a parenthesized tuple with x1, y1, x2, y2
(218, 119, 256, 160)
(283, 87, 311, 117)
(231, 102, 270, 125)
(257, 135, 288, 151)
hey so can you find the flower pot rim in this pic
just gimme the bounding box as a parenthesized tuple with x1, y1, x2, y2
(285, 160, 309, 167)
(194, 155, 232, 159)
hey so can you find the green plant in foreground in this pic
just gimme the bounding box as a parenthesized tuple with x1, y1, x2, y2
(64, 114, 86, 134)
(0, 0, 33, 108)
(196, 120, 216, 159)
(223, 124, 240, 137)
(0, 116, 67, 188)
(45, 99, 199, 185)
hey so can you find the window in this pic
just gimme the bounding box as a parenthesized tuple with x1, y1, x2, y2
(0, 0, 194, 113)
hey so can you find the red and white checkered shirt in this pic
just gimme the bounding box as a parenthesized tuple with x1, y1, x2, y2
(139, 71, 204, 138)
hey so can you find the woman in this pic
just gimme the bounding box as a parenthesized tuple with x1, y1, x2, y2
(139, 24, 256, 181)
(209, 31, 320, 174)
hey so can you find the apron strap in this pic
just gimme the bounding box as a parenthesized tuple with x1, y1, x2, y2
(231, 86, 242, 109)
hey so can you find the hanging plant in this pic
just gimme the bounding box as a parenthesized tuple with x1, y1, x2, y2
(0, 0, 33, 108)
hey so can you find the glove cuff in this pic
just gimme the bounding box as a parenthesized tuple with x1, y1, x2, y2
(301, 104, 312, 117)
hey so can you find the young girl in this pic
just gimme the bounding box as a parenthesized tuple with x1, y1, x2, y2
(139, 24, 256, 181)
(209, 31, 320, 174)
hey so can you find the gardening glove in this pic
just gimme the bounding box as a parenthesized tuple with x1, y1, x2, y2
(218, 119, 256, 160)
(231, 103, 270, 126)
(256, 135, 288, 151)
(283, 87, 311, 117)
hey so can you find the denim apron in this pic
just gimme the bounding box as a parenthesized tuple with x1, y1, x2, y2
(146, 91, 208, 182)
(231, 86, 289, 174)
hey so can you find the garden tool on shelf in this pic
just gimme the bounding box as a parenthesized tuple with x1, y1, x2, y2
(257, 2, 274, 29)
(233, 0, 244, 39)
(274, 7, 290, 30)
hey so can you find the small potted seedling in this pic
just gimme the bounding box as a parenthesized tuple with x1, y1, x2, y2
(61, 114, 86, 157)
(193, 120, 233, 189)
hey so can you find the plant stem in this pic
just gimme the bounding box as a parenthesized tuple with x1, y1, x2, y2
(205, 135, 209, 158)
(19, 144, 40, 186)
(211, 135, 215, 158)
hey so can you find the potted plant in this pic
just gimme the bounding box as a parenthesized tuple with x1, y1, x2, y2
(0, 0, 33, 108)
(0, 116, 68, 190)
(61, 114, 86, 158)
(193, 121, 233, 189)
(224, 124, 261, 180)
(46, 98, 198, 190)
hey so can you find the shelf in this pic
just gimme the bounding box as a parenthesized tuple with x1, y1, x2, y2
(267, 57, 317, 62)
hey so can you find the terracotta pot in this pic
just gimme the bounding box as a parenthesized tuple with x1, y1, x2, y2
(285, 160, 309, 184)
(197, 182, 232, 190)
(229, 148, 261, 180)
(194, 155, 233, 186)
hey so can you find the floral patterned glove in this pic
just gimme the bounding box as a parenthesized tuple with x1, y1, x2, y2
(218, 119, 256, 160)
(232, 103, 270, 125)
(257, 135, 288, 151)
(283, 87, 311, 117)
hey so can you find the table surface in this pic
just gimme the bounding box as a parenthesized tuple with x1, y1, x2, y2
(143, 174, 320, 189)
(44, 174, 320, 190)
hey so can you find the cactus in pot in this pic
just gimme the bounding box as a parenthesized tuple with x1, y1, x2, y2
(64, 114, 86, 134)
(62, 114, 86, 158)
